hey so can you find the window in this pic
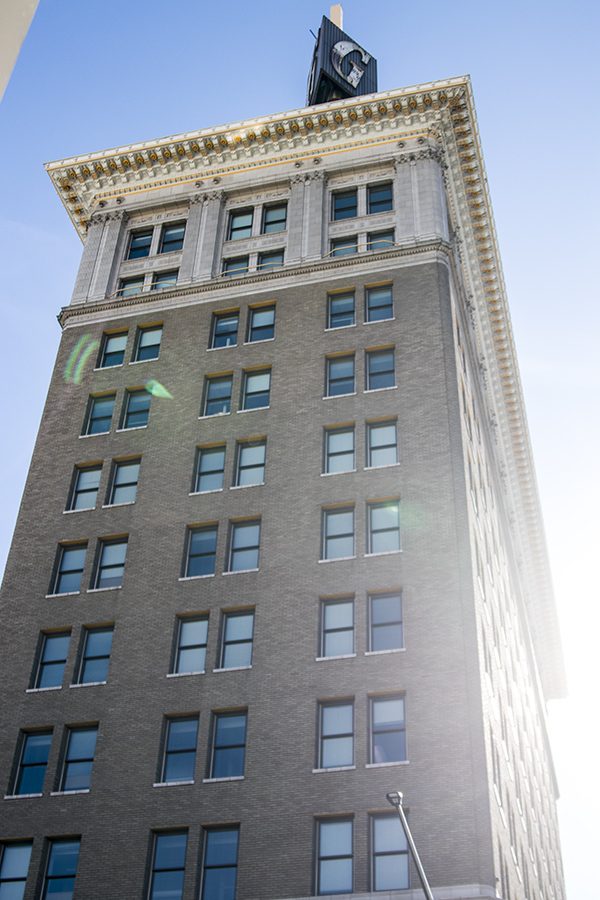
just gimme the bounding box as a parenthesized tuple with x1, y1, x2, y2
(42, 839, 80, 900)
(330, 236, 357, 257)
(257, 249, 284, 270)
(60, 726, 98, 791)
(370, 696, 406, 763)
(326, 355, 355, 397)
(119, 276, 145, 298)
(324, 427, 355, 474)
(368, 501, 400, 554)
(327, 292, 355, 329)
(149, 832, 188, 900)
(367, 230, 394, 251)
(368, 182, 393, 215)
(317, 819, 353, 895)
(173, 617, 208, 674)
(13, 731, 52, 795)
(371, 815, 409, 890)
(228, 209, 253, 241)
(247, 305, 275, 342)
(52, 544, 86, 594)
(68, 465, 102, 511)
(367, 421, 398, 467)
(366, 285, 393, 322)
(262, 203, 287, 233)
(94, 538, 128, 589)
(366, 349, 395, 390)
(185, 526, 218, 577)
(221, 611, 254, 668)
(322, 508, 354, 560)
(211, 712, 247, 777)
(228, 521, 260, 572)
(122, 389, 151, 429)
(161, 717, 199, 783)
(195, 446, 226, 493)
(222, 256, 249, 276)
(83, 394, 115, 435)
(134, 325, 162, 361)
(99, 332, 127, 368)
(235, 441, 266, 486)
(321, 599, 354, 657)
(108, 459, 140, 505)
(202, 375, 233, 416)
(369, 593, 403, 651)
(159, 222, 185, 254)
(211, 312, 239, 348)
(201, 827, 239, 900)
(152, 270, 178, 290)
(34, 632, 70, 689)
(76, 626, 114, 684)
(319, 702, 353, 768)
(241, 370, 270, 410)
(0, 841, 32, 898)
(332, 189, 357, 220)
(127, 229, 152, 260)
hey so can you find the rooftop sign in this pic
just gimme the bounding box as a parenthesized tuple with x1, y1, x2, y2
(307, 13, 377, 106)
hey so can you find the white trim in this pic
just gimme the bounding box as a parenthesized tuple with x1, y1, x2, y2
(213, 665, 252, 673)
(236, 406, 271, 414)
(222, 568, 260, 576)
(198, 412, 231, 420)
(202, 776, 244, 783)
(79, 431, 110, 438)
(312, 765, 356, 773)
(318, 556, 356, 564)
(320, 470, 356, 478)
(243, 337, 275, 346)
(230, 482, 264, 490)
(178, 574, 215, 582)
(364, 317, 395, 325)
(189, 489, 223, 496)
(166, 670, 205, 678)
(116, 425, 148, 433)
(322, 392, 357, 400)
(63, 507, 94, 515)
(69, 681, 107, 688)
(86, 586, 122, 593)
(315, 654, 356, 662)
(129, 356, 161, 365)
(365, 760, 409, 768)
(364, 463, 400, 471)
(324, 324, 357, 332)
(101, 502, 135, 509)
(207, 344, 238, 352)
(365, 648, 405, 656)
(25, 686, 62, 693)
(153, 780, 195, 788)
(50, 789, 91, 796)
(45, 591, 80, 598)
(4, 793, 43, 800)
(93, 364, 123, 371)
(364, 550, 402, 558)
(364, 385, 398, 394)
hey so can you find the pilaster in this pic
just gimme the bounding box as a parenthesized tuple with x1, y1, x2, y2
(393, 156, 417, 243)
(70, 216, 104, 304)
(194, 192, 223, 280)
(88, 210, 127, 301)
(286, 176, 306, 264)
(178, 194, 204, 283)
(304, 171, 326, 261)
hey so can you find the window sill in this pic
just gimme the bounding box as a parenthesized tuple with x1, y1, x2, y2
(243, 337, 275, 346)
(63, 507, 94, 514)
(50, 789, 91, 796)
(318, 556, 356, 564)
(101, 502, 135, 508)
(79, 431, 110, 438)
(365, 648, 405, 656)
(365, 761, 409, 768)
(364, 463, 400, 471)
(312, 765, 356, 774)
(116, 425, 148, 433)
(178, 574, 215, 581)
(213, 665, 252, 673)
(202, 776, 244, 783)
(236, 406, 270, 414)
(322, 392, 357, 400)
(207, 344, 238, 352)
(129, 356, 160, 365)
(364, 317, 395, 325)
(70, 681, 107, 688)
(26, 685, 62, 693)
(94, 364, 123, 371)
(320, 470, 356, 478)
(199, 412, 231, 420)
(189, 489, 223, 496)
(364, 386, 398, 394)
(5, 793, 43, 800)
(364, 550, 402, 558)
(46, 591, 80, 598)
(315, 654, 356, 662)
(153, 780, 195, 788)
(86, 586, 122, 593)
(324, 324, 357, 332)
(166, 670, 205, 678)
(223, 568, 259, 576)
(230, 483, 264, 490)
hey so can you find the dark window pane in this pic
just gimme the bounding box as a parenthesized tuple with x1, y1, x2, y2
(222, 256, 249, 276)
(262, 204, 287, 233)
(196, 447, 225, 492)
(327, 356, 354, 396)
(202, 868, 236, 900)
(367, 231, 394, 251)
(328, 293, 355, 328)
(367, 350, 395, 390)
(100, 333, 127, 367)
(212, 314, 239, 348)
(330, 236, 357, 257)
(128, 229, 152, 259)
(332, 190, 357, 220)
(135, 327, 162, 361)
(366, 286, 393, 322)
(248, 307, 275, 342)
(124, 391, 150, 428)
(368, 183, 393, 214)
(86, 395, 115, 435)
(242, 371, 270, 410)
(152, 270, 178, 290)
(204, 377, 232, 415)
(258, 250, 283, 270)
(46, 841, 80, 877)
(96, 540, 127, 588)
(119, 277, 145, 298)
(205, 830, 239, 867)
(160, 224, 185, 253)
(187, 527, 217, 577)
(229, 210, 253, 240)
(150, 870, 185, 900)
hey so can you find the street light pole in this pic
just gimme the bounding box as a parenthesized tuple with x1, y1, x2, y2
(386, 791, 436, 900)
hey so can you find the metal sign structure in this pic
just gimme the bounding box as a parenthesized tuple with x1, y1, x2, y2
(307, 15, 377, 106)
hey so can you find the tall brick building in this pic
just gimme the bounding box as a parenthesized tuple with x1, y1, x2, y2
(0, 37, 566, 900)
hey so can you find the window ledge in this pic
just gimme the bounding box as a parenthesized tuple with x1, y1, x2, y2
(365, 761, 409, 768)
(364, 386, 398, 394)
(199, 412, 231, 420)
(324, 324, 357, 332)
(153, 780, 195, 788)
(116, 425, 148, 433)
(365, 648, 405, 656)
(189, 489, 223, 496)
(166, 670, 205, 678)
(320, 470, 356, 478)
(101, 502, 135, 509)
(223, 568, 259, 576)
(236, 406, 270, 414)
(202, 776, 244, 783)
(364, 317, 395, 325)
(69, 681, 107, 688)
(312, 765, 356, 774)
(213, 666, 252, 673)
(94, 364, 123, 371)
(86, 586, 122, 593)
(4, 793, 43, 800)
(178, 574, 215, 582)
(364, 463, 400, 471)
(364, 550, 402, 558)
(315, 654, 356, 662)
(230, 483, 264, 490)
(63, 507, 94, 515)
(243, 337, 275, 346)
(318, 556, 356, 564)
(207, 344, 238, 352)
(50, 789, 91, 796)
(79, 431, 110, 438)
(322, 392, 357, 400)
(45, 591, 80, 598)
(129, 356, 160, 365)
(26, 685, 61, 693)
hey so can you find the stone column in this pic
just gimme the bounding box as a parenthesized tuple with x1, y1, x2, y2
(70, 215, 104, 304)
(285, 175, 306, 264)
(88, 210, 127, 301)
(178, 194, 204, 283)
(393, 155, 417, 244)
(194, 191, 224, 280)
(415, 148, 449, 241)
(304, 171, 326, 261)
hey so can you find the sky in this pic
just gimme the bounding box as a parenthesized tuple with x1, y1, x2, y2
(0, 0, 598, 896)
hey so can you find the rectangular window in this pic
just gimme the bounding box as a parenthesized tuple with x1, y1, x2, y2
(371, 814, 409, 890)
(83, 394, 115, 435)
(42, 839, 80, 900)
(134, 325, 162, 361)
(247, 305, 275, 342)
(108, 459, 140, 505)
(367, 421, 398, 468)
(162, 717, 199, 783)
(228, 521, 260, 572)
(211, 312, 239, 348)
(366, 285, 393, 322)
(332, 189, 357, 220)
(330, 236, 358, 257)
(152, 270, 178, 290)
(122, 389, 150, 429)
(326, 355, 355, 397)
(221, 611, 254, 668)
(201, 827, 239, 900)
(127, 229, 153, 260)
(119, 276, 145, 298)
(321, 599, 354, 657)
(367, 230, 394, 251)
(203, 375, 233, 416)
(185, 526, 218, 577)
(370, 696, 406, 763)
(77, 626, 114, 684)
(159, 222, 185, 254)
(366, 349, 395, 390)
(317, 819, 353, 895)
(149, 832, 188, 900)
(241, 369, 271, 410)
(0, 841, 32, 898)
(228, 209, 253, 241)
(262, 203, 287, 233)
(327, 292, 355, 329)
(369, 593, 403, 651)
(173, 616, 208, 674)
(368, 501, 400, 554)
(211, 712, 247, 777)
(99, 332, 127, 368)
(34, 632, 70, 689)
(235, 441, 266, 486)
(68, 465, 102, 511)
(257, 249, 284, 270)
(52, 543, 86, 595)
(319, 702, 353, 768)
(94, 538, 128, 589)
(195, 446, 226, 493)
(324, 427, 355, 474)
(322, 508, 354, 560)
(222, 256, 249, 276)
(61, 726, 98, 791)
(13, 731, 52, 795)
(368, 182, 393, 215)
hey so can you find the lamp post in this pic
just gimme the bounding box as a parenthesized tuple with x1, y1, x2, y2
(386, 791, 436, 900)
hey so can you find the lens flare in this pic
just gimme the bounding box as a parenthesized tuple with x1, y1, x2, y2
(145, 379, 173, 399)
(64, 335, 100, 384)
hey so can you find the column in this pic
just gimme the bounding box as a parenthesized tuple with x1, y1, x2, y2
(304, 171, 326, 261)
(88, 210, 127, 301)
(285, 175, 306, 264)
(70, 215, 104, 304)
(194, 191, 223, 281)
(178, 194, 204, 283)
(393, 155, 417, 244)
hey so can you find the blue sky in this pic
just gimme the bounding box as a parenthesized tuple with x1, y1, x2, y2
(1, 1, 598, 896)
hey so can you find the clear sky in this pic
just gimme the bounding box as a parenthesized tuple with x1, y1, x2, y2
(1, 1, 598, 896)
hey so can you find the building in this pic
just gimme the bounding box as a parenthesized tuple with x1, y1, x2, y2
(0, 17, 566, 900)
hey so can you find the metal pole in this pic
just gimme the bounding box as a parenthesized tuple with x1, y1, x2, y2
(387, 792, 436, 900)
